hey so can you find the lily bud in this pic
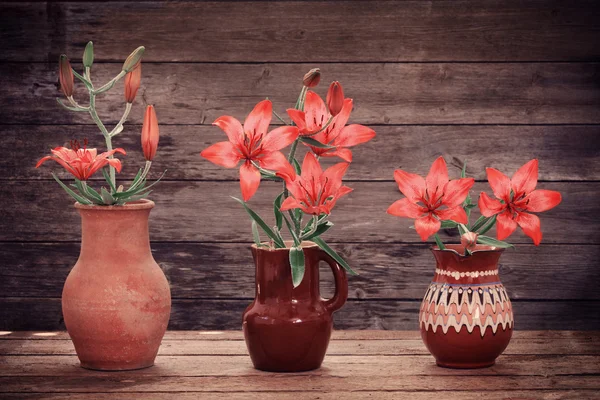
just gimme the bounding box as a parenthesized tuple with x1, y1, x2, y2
(83, 41, 94, 68)
(303, 68, 321, 88)
(59, 54, 74, 97)
(124, 63, 142, 103)
(141, 105, 159, 161)
(461, 232, 479, 251)
(123, 46, 145, 73)
(326, 81, 344, 116)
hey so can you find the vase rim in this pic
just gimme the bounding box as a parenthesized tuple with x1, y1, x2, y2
(431, 243, 505, 257)
(74, 199, 155, 211)
(251, 240, 318, 251)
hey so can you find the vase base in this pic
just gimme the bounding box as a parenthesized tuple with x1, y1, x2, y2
(435, 360, 495, 369)
(253, 364, 322, 373)
(80, 362, 155, 371)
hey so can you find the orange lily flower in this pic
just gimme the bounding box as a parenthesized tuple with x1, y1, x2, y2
(280, 153, 352, 215)
(201, 100, 299, 201)
(387, 157, 475, 241)
(36, 140, 126, 181)
(141, 105, 159, 161)
(326, 81, 344, 116)
(478, 159, 562, 245)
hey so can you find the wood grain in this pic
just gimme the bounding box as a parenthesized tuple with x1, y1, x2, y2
(12, 124, 600, 181)
(0, 181, 595, 244)
(1, 243, 598, 300)
(1, 298, 598, 331)
(3, 63, 600, 125)
(2, 1, 600, 62)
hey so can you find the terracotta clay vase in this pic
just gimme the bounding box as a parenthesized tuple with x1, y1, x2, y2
(62, 200, 171, 371)
(242, 241, 348, 372)
(420, 244, 513, 368)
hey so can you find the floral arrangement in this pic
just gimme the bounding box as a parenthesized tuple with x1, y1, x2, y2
(201, 68, 376, 285)
(36, 42, 162, 205)
(387, 157, 562, 255)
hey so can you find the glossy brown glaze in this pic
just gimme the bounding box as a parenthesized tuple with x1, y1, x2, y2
(420, 244, 513, 368)
(242, 242, 348, 372)
(62, 200, 171, 371)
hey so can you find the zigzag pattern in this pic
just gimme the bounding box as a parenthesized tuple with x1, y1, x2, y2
(420, 283, 513, 337)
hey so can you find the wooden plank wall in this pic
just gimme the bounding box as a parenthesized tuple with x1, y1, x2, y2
(1, 1, 599, 330)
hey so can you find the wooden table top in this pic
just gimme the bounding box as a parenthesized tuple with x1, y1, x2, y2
(0, 330, 598, 399)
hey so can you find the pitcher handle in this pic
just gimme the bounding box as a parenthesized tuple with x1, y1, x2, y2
(318, 250, 348, 314)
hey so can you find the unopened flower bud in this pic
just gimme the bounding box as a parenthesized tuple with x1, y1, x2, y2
(124, 63, 142, 103)
(461, 232, 479, 251)
(303, 68, 321, 88)
(141, 105, 159, 161)
(123, 46, 145, 73)
(59, 54, 74, 97)
(83, 41, 94, 68)
(326, 81, 344, 116)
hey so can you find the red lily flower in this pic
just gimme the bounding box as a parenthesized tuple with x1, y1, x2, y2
(141, 105, 159, 161)
(201, 100, 299, 201)
(59, 55, 74, 97)
(326, 81, 344, 116)
(36, 140, 126, 181)
(287, 92, 375, 162)
(280, 152, 352, 215)
(125, 63, 142, 104)
(478, 159, 562, 245)
(387, 157, 475, 241)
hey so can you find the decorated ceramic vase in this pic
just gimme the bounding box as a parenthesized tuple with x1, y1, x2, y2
(242, 241, 348, 372)
(419, 244, 513, 368)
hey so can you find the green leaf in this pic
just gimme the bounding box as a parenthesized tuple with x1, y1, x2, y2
(282, 212, 301, 246)
(114, 170, 166, 199)
(312, 237, 357, 275)
(477, 215, 497, 235)
(440, 220, 458, 229)
(74, 179, 103, 203)
(51, 174, 92, 205)
(457, 223, 469, 236)
(274, 192, 284, 230)
(299, 136, 335, 149)
(100, 187, 115, 205)
(471, 216, 488, 232)
(477, 235, 514, 248)
(251, 221, 261, 247)
(232, 197, 285, 248)
(302, 221, 334, 240)
(71, 69, 93, 90)
(434, 234, 446, 251)
(289, 246, 306, 288)
(102, 168, 118, 193)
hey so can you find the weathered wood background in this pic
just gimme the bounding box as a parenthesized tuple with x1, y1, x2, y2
(1, 1, 599, 330)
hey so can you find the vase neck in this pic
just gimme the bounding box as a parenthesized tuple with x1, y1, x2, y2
(252, 247, 320, 304)
(77, 207, 152, 268)
(431, 248, 502, 285)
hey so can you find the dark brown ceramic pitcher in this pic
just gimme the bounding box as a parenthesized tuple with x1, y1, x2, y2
(242, 241, 348, 372)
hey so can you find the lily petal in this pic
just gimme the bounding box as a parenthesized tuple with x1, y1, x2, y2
(260, 151, 296, 182)
(200, 141, 240, 168)
(279, 196, 302, 212)
(387, 198, 424, 219)
(486, 167, 511, 202)
(303, 91, 329, 133)
(301, 152, 323, 180)
(521, 189, 562, 213)
(442, 177, 475, 208)
(286, 109, 307, 133)
(425, 157, 449, 200)
(334, 124, 376, 147)
(213, 116, 244, 145)
(323, 147, 353, 162)
(244, 100, 272, 138)
(436, 206, 468, 224)
(323, 162, 350, 195)
(478, 192, 505, 217)
(516, 211, 542, 246)
(239, 162, 261, 201)
(106, 158, 123, 174)
(496, 210, 518, 241)
(511, 159, 538, 198)
(261, 126, 299, 152)
(414, 214, 441, 241)
(393, 169, 426, 203)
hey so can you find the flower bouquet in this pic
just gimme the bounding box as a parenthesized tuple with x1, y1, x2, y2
(35, 42, 170, 371)
(200, 68, 375, 371)
(387, 157, 561, 368)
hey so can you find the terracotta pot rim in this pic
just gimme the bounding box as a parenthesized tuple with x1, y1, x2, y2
(431, 243, 505, 257)
(251, 240, 318, 251)
(74, 199, 155, 211)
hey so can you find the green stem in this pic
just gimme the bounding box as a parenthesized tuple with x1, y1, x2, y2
(88, 93, 115, 188)
(301, 216, 319, 240)
(110, 102, 132, 137)
(94, 70, 126, 95)
(272, 110, 289, 125)
(434, 234, 446, 250)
